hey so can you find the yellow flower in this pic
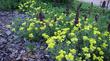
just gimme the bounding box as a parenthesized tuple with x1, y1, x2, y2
(69, 33, 75, 37)
(74, 26, 78, 31)
(57, 16, 63, 20)
(61, 31, 67, 35)
(70, 49, 76, 54)
(76, 23, 81, 27)
(93, 31, 101, 35)
(84, 21, 88, 24)
(84, 26, 90, 30)
(99, 51, 104, 55)
(66, 41, 71, 45)
(35, 27, 38, 30)
(89, 38, 96, 44)
(49, 23, 53, 27)
(103, 31, 109, 36)
(61, 35, 66, 39)
(52, 36, 57, 39)
(98, 37, 102, 40)
(59, 53, 64, 58)
(40, 26, 46, 30)
(93, 27, 98, 31)
(65, 53, 74, 61)
(97, 47, 101, 51)
(56, 54, 64, 61)
(19, 27, 24, 31)
(27, 27, 33, 31)
(29, 22, 35, 27)
(93, 54, 97, 60)
(83, 36, 89, 41)
(57, 30, 61, 34)
(70, 21, 74, 26)
(82, 47, 89, 52)
(102, 43, 108, 48)
(57, 36, 64, 42)
(71, 37, 78, 43)
(56, 56, 61, 61)
(22, 22, 26, 26)
(42, 33, 49, 39)
(29, 33, 34, 38)
(46, 38, 54, 44)
(85, 53, 91, 59)
(97, 56, 103, 61)
(59, 50, 66, 54)
(88, 24, 93, 28)
(90, 44, 96, 52)
(62, 28, 70, 31)
(48, 43, 55, 48)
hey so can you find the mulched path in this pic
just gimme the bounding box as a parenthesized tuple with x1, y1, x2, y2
(0, 11, 52, 61)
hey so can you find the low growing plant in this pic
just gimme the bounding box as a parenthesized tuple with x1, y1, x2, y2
(11, 0, 110, 61)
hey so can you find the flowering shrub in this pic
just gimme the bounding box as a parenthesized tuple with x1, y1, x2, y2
(44, 20, 110, 61)
(11, 0, 110, 61)
(12, 14, 110, 60)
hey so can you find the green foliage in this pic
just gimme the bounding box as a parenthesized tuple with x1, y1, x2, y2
(0, 0, 16, 10)
(40, 0, 71, 4)
(0, 0, 73, 10)
(11, 0, 110, 61)
(0, 0, 27, 10)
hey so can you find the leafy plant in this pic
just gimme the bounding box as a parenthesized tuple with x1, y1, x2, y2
(11, 0, 110, 61)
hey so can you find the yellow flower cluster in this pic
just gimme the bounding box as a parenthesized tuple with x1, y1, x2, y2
(42, 33, 49, 39)
(93, 30, 101, 35)
(89, 38, 96, 44)
(46, 37, 56, 48)
(102, 43, 108, 48)
(65, 53, 74, 61)
(83, 36, 89, 41)
(56, 49, 76, 61)
(27, 22, 35, 32)
(69, 49, 76, 54)
(82, 47, 89, 53)
(12, 3, 110, 61)
(56, 50, 66, 61)
(19, 27, 24, 31)
(29, 33, 34, 38)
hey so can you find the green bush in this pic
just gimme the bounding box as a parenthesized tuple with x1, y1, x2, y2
(0, 0, 27, 10)
(11, 12, 110, 61)
(11, 0, 110, 61)
(41, 0, 72, 4)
